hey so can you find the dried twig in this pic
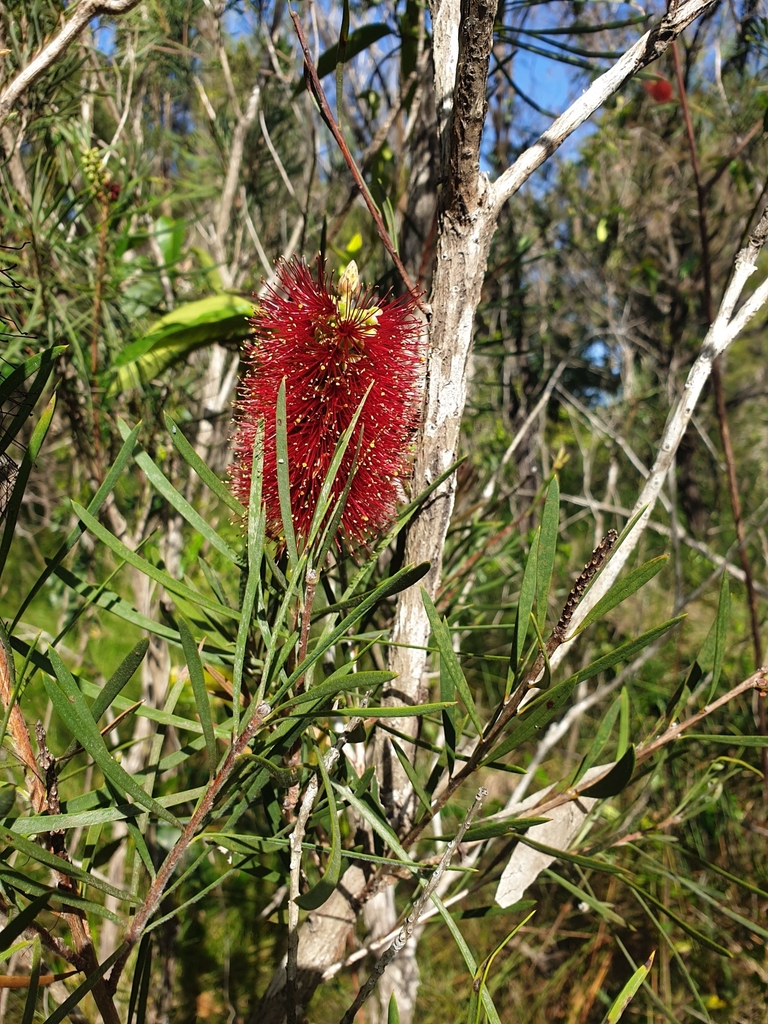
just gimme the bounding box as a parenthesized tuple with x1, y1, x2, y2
(339, 788, 487, 1024)
(290, 11, 424, 309)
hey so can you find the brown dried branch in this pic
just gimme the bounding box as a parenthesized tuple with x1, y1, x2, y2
(290, 10, 424, 309)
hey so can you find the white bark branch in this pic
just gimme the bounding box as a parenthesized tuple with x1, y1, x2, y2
(548, 207, 768, 671)
(0, 0, 142, 129)
(490, 0, 719, 213)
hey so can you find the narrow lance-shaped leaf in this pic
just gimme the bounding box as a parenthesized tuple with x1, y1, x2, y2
(296, 749, 342, 910)
(272, 561, 430, 703)
(0, 825, 137, 902)
(288, 702, 455, 720)
(581, 746, 636, 799)
(43, 943, 128, 1024)
(178, 618, 217, 777)
(422, 588, 482, 734)
(617, 686, 630, 759)
(0, 347, 64, 457)
(43, 649, 181, 828)
(572, 693, 622, 785)
(430, 894, 503, 1024)
(0, 893, 51, 956)
(275, 379, 298, 569)
(233, 420, 265, 730)
(164, 414, 245, 516)
(391, 740, 432, 813)
(117, 419, 241, 566)
(306, 382, 373, 550)
(61, 637, 150, 763)
(574, 555, 668, 635)
(20, 934, 41, 1024)
(487, 617, 684, 762)
(13, 422, 142, 631)
(536, 477, 559, 629)
(510, 529, 539, 689)
(707, 573, 730, 703)
(602, 951, 655, 1024)
(71, 503, 240, 622)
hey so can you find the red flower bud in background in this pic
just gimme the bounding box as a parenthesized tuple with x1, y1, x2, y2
(230, 257, 424, 551)
(644, 76, 673, 103)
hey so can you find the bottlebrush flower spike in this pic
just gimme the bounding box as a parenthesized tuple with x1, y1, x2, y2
(230, 257, 424, 551)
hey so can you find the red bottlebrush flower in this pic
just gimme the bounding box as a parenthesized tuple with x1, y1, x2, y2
(644, 76, 673, 103)
(230, 257, 424, 551)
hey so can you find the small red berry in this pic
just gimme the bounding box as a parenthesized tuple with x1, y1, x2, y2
(644, 77, 673, 103)
(230, 257, 424, 551)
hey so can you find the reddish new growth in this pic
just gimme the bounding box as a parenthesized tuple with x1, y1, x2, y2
(230, 257, 423, 550)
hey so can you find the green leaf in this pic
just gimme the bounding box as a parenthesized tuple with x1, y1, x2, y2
(306, 384, 373, 550)
(315, 24, 394, 79)
(581, 746, 636, 798)
(108, 293, 253, 395)
(12, 422, 141, 631)
(275, 669, 394, 712)
(9, 807, 140, 835)
(296, 751, 342, 910)
(430, 894, 503, 1024)
(545, 870, 626, 926)
(335, 0, 350, 130)
(546, 614, 686, 694)
(0, 394, 56, 578)
(626, 881, 731, 957)
(433, 818, 550, 843)
(575, 556, 668, 634)
(127, 935, 153, 1024)
(0, 785, 15, 817)
(617, 686, 630, 759)
(0, 826, 137, 902)
(61, 637, 149, 763)
(164, 414, 245, 516)
(232, 420, 265, 729)
(118, 420, 242, 565)
(573, 695, 622, 785)
(387, 993, 400, 1024)
(71, 502, 239, 621)
(43, 649, 181, 828)
(274, 562, 430, 701)
(332, 781, 413, 865)
(391, 740, 432, 813)
(20, 934, 41, 1024)
(153, 215, 185, 266)
(471, 911, 537, 1024)
(602, 951, 654, 1024)
(422, 589, 482, 733)
(679, 733, 768, 746)
(275, 380, 298, 569)
(244, 753, 300, 788)
(512, 529, 539, 676)
(0, 893, 50, 955)
(536, 478, 559, 628)
(178, 617, 217, 777)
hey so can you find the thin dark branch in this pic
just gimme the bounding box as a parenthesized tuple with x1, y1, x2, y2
(289, 11, 427, 313)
